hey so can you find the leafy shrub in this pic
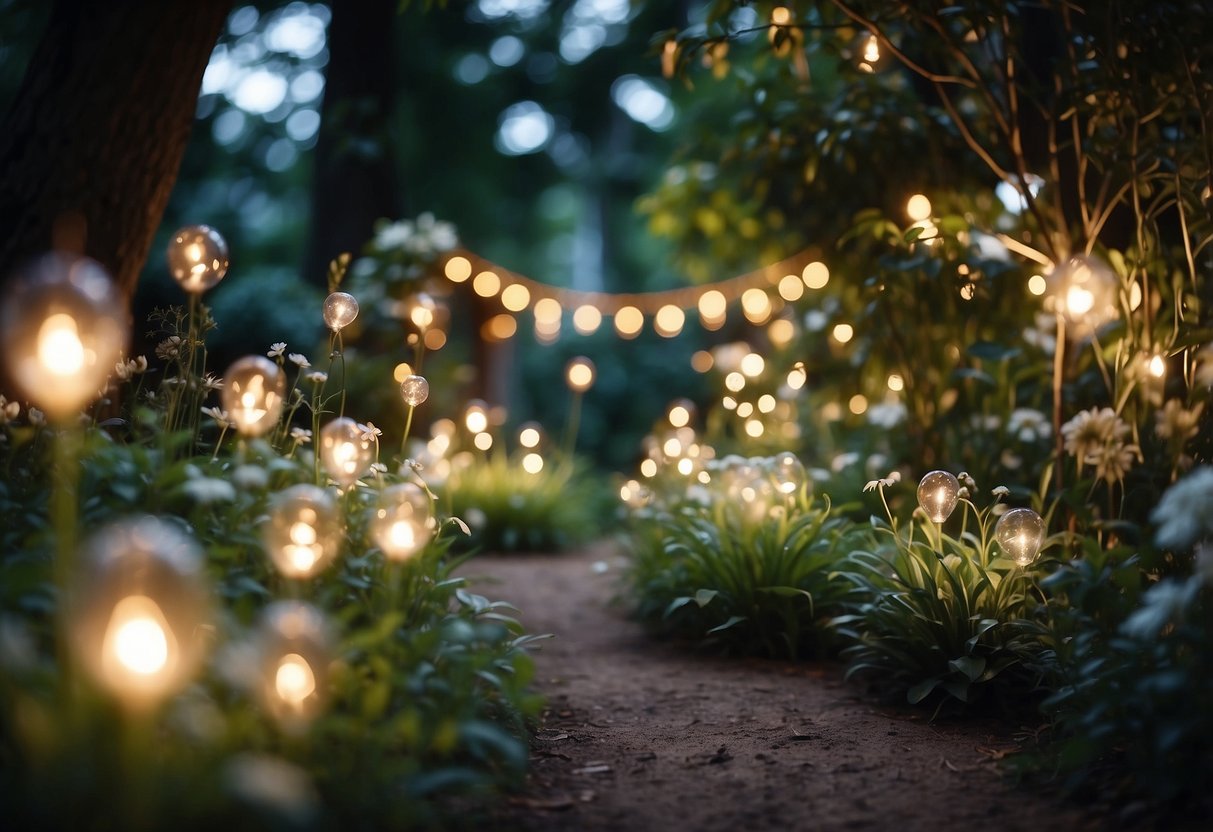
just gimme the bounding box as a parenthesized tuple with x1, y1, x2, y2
(833, 478, 1054, 710)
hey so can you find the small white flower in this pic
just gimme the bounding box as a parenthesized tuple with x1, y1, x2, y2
(369, 462, 387, 474)
(866, 401, 907, 428)
(27, 408, 45, 426)
(288, 353, 311, 369)
(163, 375, 186, 387)
(0, 396, 19, 425)
(1155, 399, 1203, 442)
(863, 471, 900, 492)
(831, 451, 860, 473)
(201, 406, 233, 428)
(957, 486, 970, 499)
(232, 464, 269, 489)
(374, 220, 414, 250)
(155, 335, 183, 361)
(991, 485, 1010, 498)
(203, 374, 223, 391)
(1008, 408, 1051, 443)
(306, 371, 328, 384)
(114, 359, 134, 381)
(290, 427, 312, 444)
(268, 342, 287, 358)
(958, 471, 977, 491)
(359, 422, 382, 442)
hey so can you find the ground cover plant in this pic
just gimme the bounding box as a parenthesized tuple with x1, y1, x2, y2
(0, 248, 543, 830)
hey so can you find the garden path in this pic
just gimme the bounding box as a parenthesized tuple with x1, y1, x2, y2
(463, 544, 1099, 832)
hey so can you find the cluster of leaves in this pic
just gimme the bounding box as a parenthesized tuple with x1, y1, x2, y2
(0, 306, 542, 829)
(627, 474, 859, 658)
(439, 453, 606, 555)
(834, 487, 1055, 710)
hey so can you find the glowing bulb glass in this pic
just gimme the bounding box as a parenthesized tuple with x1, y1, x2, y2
(400, 374, 430, 407)
(221, 355, 285, 436)
(70, 517, 210, 709)
(264, 484, 341, 578)
(995, 507, 1045, 566)
(167, 224, 229, 293)
(319, 417, 375, 487)
(917, 470, 960, 523)
(769, 452, 808, 496)
(256, 601, 332, 730)
(566, 357, 595, 392)
(1049, 255, 1117, 333)
(323, 291, 359, 332)
(371, 483, 433, 561)
(1, 253, 127, 418)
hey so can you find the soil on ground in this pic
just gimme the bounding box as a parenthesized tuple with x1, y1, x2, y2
(461, 544, 1105, 832)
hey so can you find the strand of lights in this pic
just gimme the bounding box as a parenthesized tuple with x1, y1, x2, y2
(441, 247, 830, 341)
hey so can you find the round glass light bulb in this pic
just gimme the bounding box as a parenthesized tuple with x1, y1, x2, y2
(167, 224, 229, 294)
(409, 292, 436, 331)
(70, 517, 211, 709)
(1048, 255, 1117, 333)
(917, 470, 960, 523)
(264, 484, 341, 578)
(371, 482, 434, 561)
(0, 252, 127, 418)
(769, 451, 808, 496)
(256, 601, 332, 731)
(994, 507, 1046, 566)
(400, 374, 429, 407)
(566, 357, 595, 393)
(221, 355, 286, 436)
(323, 291, 359, 332)
(319, 417, 375, 487)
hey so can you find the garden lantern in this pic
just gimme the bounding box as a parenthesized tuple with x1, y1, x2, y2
(256, 601, 332, 732)
(995, 508, 1046, 566)
(70, 517, 211, 710)
(221, 355, 286, 437)
(917, 471, 960, 523)
(323, 291, 359, 332)
(319, 417, 375, 488)
(1048, 255, 1118, 334)
(0, 252, 126, 419)
(167, 225, 230, 294)
(264, 484, 341, 578)
(400, 374, 429, 407)
(565, 357, 595, 392)
(371, 482, 434, 561)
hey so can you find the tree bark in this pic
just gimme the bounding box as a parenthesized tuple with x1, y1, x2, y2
(0, 0, 232, 300)
(303, 0, 401, 287)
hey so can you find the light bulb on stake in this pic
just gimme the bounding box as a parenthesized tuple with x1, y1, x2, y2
(0, 253, 127, 419)
(264, 484, 341, 578)
(255, 601, 332, 732)
(371, 483, 434, 561)
(70, 517, 211, 710)
(917, 470, 960, 523)
(1048, 255, 1118, 335)
(167, 225, 229, 294)
(323, 292, 359, 333)
(769, 451, 808, 498)
(221, 355, 286, 437)
(994, 508, 1046, 566)
(319, 417, 375, 487)
(400, 375, 429, 407)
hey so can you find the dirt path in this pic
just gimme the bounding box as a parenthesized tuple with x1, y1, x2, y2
(462, 545, 1097, 832)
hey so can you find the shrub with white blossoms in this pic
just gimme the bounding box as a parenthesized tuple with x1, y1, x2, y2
(1152, 466, 1213, 551)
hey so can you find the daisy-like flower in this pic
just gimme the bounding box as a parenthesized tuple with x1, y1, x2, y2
(288, 353, 310, 369)
(1092, 442, 1140, 484)
(1008, 408, 1050, 442)
(1155, 399, 1203, 442)
(1061, 407, 1122, 461)
(305, 371, 328, 385)
(863, 470, 901, 492)
(267, 342, 287, 358)
(203, 374, 223, 391)
(155, 335, 183, 361)
(359, 422, 382, 442)
(201, 406, 233, 428)
(290, 427, 312, 445)
(1152, 466, 1213, 549)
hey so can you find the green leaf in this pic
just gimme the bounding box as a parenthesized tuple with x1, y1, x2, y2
(707, 615, 747, 634)
(907, 678, 941, 704)
(948, 656, 987, 681)
(694, 588, 719, 607)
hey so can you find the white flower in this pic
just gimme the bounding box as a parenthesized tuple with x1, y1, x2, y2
(288, 353, 310, 369)
(991, 485, 1010, 498)
(201, 406, 233, 428)
(155, 335, 183, 361)
(182, 476, 236, 504)
(1008, 408, 1050, 442)
(1092, 442, 1139, 484)
(374, 220, 414, 250)
(863, 471, 899, 492)
(1022, 312, 1056, 355)
(203, 374, 223, 391)
(0, 396, 19, 425)
(1153, 466, 1213, 550)
(232, 465, 269, 489)
(27, 408, 45, 426)
(305, 371, 328, 384)
(114, 359, 133, 380)
(268, 342, 287, 358)
(958, 471, 977, 491)
(369, 462, 388, 474)
(290, 427, 312, 444)
(359, 422, 382, 442)
(1061, 407, 1130, 476)
(1155, 399, 1203, 442)
(831, 451, 860, 473)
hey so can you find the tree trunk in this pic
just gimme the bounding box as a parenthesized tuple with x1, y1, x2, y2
(303, 0, 401, 287)
(0, 0, 232, 300)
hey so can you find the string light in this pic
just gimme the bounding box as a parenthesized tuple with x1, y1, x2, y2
(444, 255, 472, 283)
(654, 304, 685, 337)
(615, 305, 644, 338)
(573, 304, 603, 335)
